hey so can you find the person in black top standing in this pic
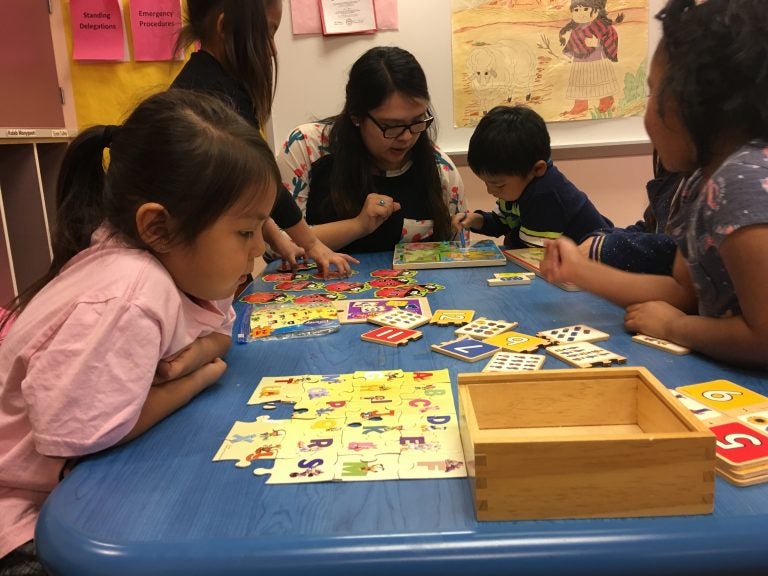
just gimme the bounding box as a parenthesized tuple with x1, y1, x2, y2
(172, 0, 356, 277)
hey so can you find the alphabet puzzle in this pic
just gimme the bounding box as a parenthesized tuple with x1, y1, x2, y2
(213, 369, 466, 484)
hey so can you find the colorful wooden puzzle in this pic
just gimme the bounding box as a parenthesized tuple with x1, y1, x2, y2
(430, 337, 501, 362)
(481, 351, 546, 372)
(336, 297, 431, 324)
(213, 369, 467, 483)
(360, 326, 423, 347)
(674, 380, 768, 486)
(632, 334, 690, 355)
(546, 342, 627, 368)
(483, 330, 550, 353)
(392, 240, 506, 269)
(429, 309, 475, 326)
(454, 317, 518, 339)
(502, 247, 580, 291)
(367, 309, 430, 330)
(536, 324, 610, 345)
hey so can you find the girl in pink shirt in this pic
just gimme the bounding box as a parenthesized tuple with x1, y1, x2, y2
(0, 89, 278, 573)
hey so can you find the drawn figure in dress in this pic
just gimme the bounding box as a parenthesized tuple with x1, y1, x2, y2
(467, 39, 538, 115)
(559, 0, 624, 116)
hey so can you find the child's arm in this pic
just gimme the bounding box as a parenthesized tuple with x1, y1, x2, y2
(282, 218, 359, 277)
(120, 357, 226, 444)
(307, 194, 402, 251)
(262, 217, 307, 269)
(541, 236, 696, 310)
(154, 332, 230, 384)
(627, 225, 768, 367)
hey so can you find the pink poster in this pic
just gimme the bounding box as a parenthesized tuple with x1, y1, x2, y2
(70, 0, 126, 61)
(290, 0, 398, 35)
(130, 0, 182, 61)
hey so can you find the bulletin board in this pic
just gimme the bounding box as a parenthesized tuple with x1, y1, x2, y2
(60, 0, 184, 129)
(269, 0, 666, 155)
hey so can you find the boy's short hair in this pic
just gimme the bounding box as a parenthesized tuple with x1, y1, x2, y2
(467, 105, 551, 177)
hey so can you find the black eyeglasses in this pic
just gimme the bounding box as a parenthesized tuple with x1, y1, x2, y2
(365, 113, 434, 139)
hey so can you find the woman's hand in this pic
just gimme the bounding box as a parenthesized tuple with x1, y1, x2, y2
(355, 194, 401, 235)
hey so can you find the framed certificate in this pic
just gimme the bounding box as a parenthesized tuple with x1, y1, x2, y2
(319, 0, 377, 35)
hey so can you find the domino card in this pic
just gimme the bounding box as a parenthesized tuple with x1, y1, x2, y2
(367, 309, 430, 330)
(536, 324, 609, 345)
(454, 317, 518, 339)
(482, 351, 545, 372)
(632, 334, 690, 355)
(546, 342, 626, 368)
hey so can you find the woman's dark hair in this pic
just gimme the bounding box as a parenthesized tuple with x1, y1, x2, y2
(175, 0, 279, 127)
(326, 46, 451, 241)
(1, 89, 279, 326)
(467, 105, 550, 177)
(655, 0, 768, 166)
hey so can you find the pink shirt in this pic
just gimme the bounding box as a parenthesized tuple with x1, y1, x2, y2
(0, 229, 235, 557)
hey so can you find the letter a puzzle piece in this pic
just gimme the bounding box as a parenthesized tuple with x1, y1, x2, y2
(536, 324, 609, 345)
(361, 326, 422, 347)
(546, 342, 626, 368)
(482, 351, 546, 372)
(429, 309, 475, 326)
(367, 309, 430, 329)
(632, 334, 690, 355)
(454, 317, 518, 339)
(431, 337, 500, 362)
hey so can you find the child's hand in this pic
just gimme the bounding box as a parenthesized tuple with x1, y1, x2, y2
(451, 211, 479, 232)
(540, 237, 584, 284)
(355, 194, 401, 234)
(154, 333, 230, 385)
(304, 240, 359, 278)
(270, 233, 306, 271)
(624, 301, 686, 341)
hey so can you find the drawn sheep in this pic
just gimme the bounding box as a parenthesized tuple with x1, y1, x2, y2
(467, 40, 537, 115)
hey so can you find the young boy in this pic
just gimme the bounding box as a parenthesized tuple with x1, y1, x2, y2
(454, 105, 611, 247)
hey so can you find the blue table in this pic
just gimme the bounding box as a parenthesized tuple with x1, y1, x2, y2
(36, 252, 768, 576)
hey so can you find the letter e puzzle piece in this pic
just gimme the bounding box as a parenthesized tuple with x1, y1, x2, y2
(361, 326, 422, 347)
(367, 309, 430, 329)
(482, 351, 546, 372)
(454, 317, 518, 339)
(536, 324, 609, 345)
(431, 337, 500, 362)
(632, 334, 690, 355)
(483, 330, 550, 353)
(429, 309, 475, 326)
(546, 342, 626, 368)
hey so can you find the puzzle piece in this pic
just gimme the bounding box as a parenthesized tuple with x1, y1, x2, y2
(429, 309, 475, 326)
(536, 324, 609, 345)
(487, 272, 534, 286)
(360, 326, 423, 347)
(482, 351, 546, 372)
(632, 334, 690, 355)
(546, 342, 626, 368)
(336, 297, 431, 324)
(213, 417, 290, 468)
(367, 309, 430, 329)
(431, 337, 500, 362)
(483, 330, 550, 353)
(454, 317, 518, 339)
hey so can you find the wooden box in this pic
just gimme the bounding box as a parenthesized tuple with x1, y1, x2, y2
(458, 367, 715, 521)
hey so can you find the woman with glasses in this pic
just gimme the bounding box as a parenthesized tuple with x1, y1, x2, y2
(276, 46, 466, 252)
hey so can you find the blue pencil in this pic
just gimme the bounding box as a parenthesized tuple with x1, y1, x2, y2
(458, 212, 468, 248)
